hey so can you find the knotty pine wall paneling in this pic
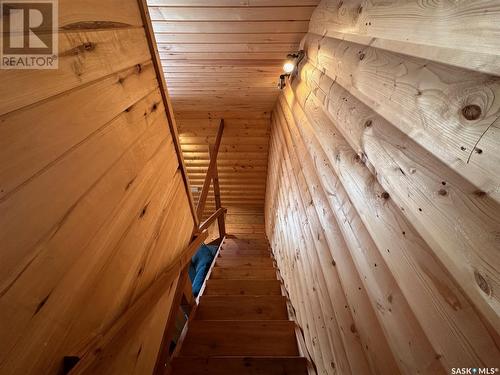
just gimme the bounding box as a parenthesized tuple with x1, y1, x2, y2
(0, 0, 196, 373)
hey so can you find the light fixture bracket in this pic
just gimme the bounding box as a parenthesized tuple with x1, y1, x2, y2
(278, 50, 305, 90)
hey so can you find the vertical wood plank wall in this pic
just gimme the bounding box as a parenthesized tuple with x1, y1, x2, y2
(0, 1, 195, 374)
(265, 1, 500, 374)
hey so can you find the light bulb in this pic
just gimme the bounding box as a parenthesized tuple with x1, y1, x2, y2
(283, 61, 295, 74)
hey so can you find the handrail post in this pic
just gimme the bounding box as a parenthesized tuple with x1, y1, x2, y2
(209, 145, 226, 240)
(195, 119, 224, 221)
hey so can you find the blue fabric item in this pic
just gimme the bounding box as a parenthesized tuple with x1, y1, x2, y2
(189, 244, 218, 296)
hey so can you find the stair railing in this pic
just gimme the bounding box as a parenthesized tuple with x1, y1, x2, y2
(68, 230, 208, 375)
(153, 118, 227, 374)
(194, 118, 226, 241)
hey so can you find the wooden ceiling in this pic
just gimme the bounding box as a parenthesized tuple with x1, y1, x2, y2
(147, 0, 320, 217)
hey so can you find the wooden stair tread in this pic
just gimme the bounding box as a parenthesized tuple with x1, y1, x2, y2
(179, 320, 299, 357)
(224, 238, 267, 244)
(210, 267, 277, 280)
(219, 249, 271, 257)
(215, 256, 274, 268)
(217, 255, 272, 259)
(171, 356, 308, 375)
(203, 279, 282, 296)
(196, 296, 288, 320)
(222, 240, 269, 251)
(171, 237, 306, 373)
(220, 247, 270, 253)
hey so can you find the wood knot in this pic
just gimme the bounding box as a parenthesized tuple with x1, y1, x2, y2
(357, 5, 363, 13)
(125, 177, 135, 191)
(474, 190, 487, 197)
(461, 104, 481, 120)
(474, 270, 491, 295)
(381, 191, 390, 200)
(83, 42, 95, 51)
(359, 52, 365, 60)
(474, 147, 483, 154)
(139, 203, 149, 218)
(364, 119, 372, 128)
(438, 189, 447, 196)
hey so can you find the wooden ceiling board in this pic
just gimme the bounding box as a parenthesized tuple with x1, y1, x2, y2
(148, 0, 320, 5)
(156, 33, 306, 43)
(147, 0, 320, 216)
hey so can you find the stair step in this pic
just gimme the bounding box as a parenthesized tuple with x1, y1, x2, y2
(224, 237, 267, 244)
(222, 239, 268, 251)
(171, 356, 308, 375)
(221, 243, 269, 250)
(210, 267, 276, 280)
(203, 279, 282, 296)
(196, 296, 288, 320)
(219, 249, 271, 257)
(179, 321, 299, 357)
(227, 234, 267, 240)
(221, 246, 270, 253)
(216, 256, 274, 268)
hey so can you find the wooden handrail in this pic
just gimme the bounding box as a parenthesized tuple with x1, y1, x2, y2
(198, 207, 227, 233)
(152, 266, 190, 375)
(164, 236, 226, 375)
(69, 230, 208, 375)
(195, 119, 224, 221)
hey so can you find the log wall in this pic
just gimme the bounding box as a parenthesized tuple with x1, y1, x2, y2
(0, 1, 195, 374)
(177, 112, 271, 216)
(265, 1, 500, 374)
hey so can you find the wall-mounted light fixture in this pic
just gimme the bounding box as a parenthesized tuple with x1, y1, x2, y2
(278, 50, 305, 90)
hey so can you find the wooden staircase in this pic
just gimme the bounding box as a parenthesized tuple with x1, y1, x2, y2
(170, 236, 308, 374)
